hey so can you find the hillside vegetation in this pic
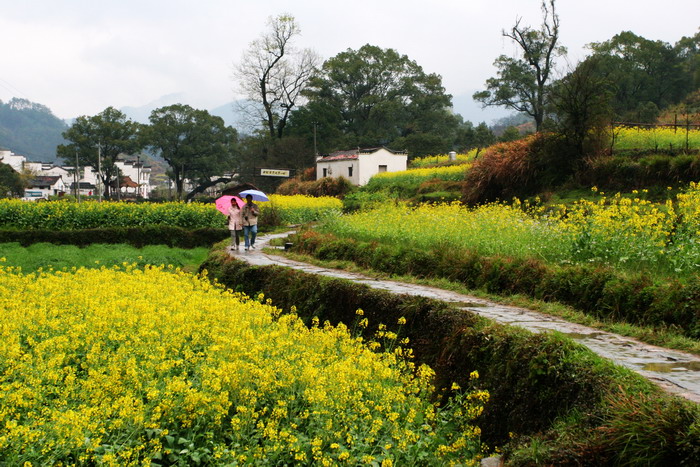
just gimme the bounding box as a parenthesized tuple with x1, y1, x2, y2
(0, 98, 67, 162)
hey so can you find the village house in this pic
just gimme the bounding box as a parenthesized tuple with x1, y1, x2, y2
(0, 149, 152, 199)
(0, 148, 26, 172)
(23, 175, 66, 200)
(315, 147, 408, 186)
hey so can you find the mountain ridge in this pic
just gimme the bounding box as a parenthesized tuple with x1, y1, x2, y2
(0, 98, 67, 163)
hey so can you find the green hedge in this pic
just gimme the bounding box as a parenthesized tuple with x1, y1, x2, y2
(0, 226, 229, 248)
(199, 248, 700, 465)
(290, 230, 700, 339)
(581, 152, 700, 190)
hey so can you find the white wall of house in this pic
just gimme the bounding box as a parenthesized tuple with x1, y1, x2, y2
(316, 148, 407, 186)
(41, 166, 71, 178)
(0, 150, 29, 173)
(357, 148, 407, 186)
(316, 159, 358, 185)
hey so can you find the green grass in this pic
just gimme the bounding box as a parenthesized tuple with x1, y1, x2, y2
(0, 242, 210, 274)
(271, 246, 700, 355)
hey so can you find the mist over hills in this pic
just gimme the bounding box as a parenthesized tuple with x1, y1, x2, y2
(119, 92, 246, 128)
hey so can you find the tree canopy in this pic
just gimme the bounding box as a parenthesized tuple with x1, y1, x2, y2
(143, 104, 238, 200)
(0, 162, 26, 198)
(288, 44, 458, 158)
(57, 107, 142, 198)
(587, 30, 698, 121)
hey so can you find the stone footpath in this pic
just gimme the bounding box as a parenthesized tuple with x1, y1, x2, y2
(231, 232, 700, 404)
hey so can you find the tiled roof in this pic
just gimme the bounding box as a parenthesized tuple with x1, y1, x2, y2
(317, 147, 407, 162)
(29, 176, 61, 188)
(317, 152, 359, 162)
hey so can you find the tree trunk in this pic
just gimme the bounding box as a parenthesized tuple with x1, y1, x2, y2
(186, 177, 233, 201)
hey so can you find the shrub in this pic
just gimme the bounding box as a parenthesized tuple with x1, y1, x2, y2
(463, 134, 540, 204)
(276, 176, 354, 197)
(0, 226, 229, 248)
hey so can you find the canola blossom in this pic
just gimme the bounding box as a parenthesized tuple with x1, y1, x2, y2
(321, 183, 700, 277)
(410, 150, 478, 168)
(0, 200, 221, 230)
(266, 194, 342, 224)
(0, 196, 342, 231)
(322, 201, 563, 262)
(613, 126, 700, 151)
(0, 264, 486, 466)
(364, 165, 470, 194)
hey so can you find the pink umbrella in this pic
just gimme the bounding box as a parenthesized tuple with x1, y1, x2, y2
(215, 195, 244, 215)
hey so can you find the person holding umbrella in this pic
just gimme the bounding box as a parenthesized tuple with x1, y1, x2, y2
(227, 197, 244, 251)
(241, 194, 260, 250)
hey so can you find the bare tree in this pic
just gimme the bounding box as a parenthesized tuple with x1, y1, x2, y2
(234, 14, 320, 139)
(474, 0, 566, 131)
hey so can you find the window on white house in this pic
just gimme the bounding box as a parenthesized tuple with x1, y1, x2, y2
(348, 166, 353, 177)
(378, 165, 387, 173)
(323, 168, 328, 177)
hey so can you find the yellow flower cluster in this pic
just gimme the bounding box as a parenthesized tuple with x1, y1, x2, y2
(371, 164, 469, 182)
(410, 150, 478, 168)
(264, 195, 343, 224)
(0, 265, 486, 465)
(614, 126, 700, 151)
(0, 199, 222, 230)
(0, 196, 343, 231)
(323, 201, 552, 261)
(322, 183, 700, 277)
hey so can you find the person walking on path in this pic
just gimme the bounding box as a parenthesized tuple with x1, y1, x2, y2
(241, 194, 259, 251)
(227, 198, 244, 251)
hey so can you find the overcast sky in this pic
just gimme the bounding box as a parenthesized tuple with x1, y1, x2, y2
(0, 0, 698, 124)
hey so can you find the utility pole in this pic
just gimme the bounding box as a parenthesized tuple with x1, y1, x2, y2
(136, 155, 141, 199)
(312, 121, 318, 157)
(97, 143, 102, 202)
(116, 164, 121, 201)
(74, 149, 81, 202)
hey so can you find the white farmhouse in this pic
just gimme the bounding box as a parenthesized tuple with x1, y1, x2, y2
(316, 147, 408, 186)
(23, 175, 66, 200)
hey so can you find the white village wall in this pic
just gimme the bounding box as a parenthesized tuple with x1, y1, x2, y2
(357, 148, 407, 186)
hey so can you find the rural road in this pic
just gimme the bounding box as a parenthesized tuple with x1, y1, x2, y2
(231, 231, 700, 404)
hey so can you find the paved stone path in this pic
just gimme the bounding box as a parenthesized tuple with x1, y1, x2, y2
(231, 232, 700, 403)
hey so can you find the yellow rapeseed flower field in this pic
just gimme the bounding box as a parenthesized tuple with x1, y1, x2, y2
(613, 126, 700, 151)
(321, 182, 700, 277)
(0, 264, 486, 465)
(371, 164, 469, 182)
(410, 150, 478, 168)
(265, 195, 342, 224)
(0, 196, 342, 230)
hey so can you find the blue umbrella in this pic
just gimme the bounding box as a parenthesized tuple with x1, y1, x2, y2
(238, 189, 269, 202)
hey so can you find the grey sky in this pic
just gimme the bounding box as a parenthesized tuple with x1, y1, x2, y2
(0, 0, 698, 123)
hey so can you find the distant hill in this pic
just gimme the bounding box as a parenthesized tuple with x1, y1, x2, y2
(120, 93, 246, 128)
(0, 98, 67, 163)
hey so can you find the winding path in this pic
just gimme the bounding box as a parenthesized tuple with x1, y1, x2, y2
(232, 232, 700, 403)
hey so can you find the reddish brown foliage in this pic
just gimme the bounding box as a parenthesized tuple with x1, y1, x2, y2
(463, 134, 544, 204)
